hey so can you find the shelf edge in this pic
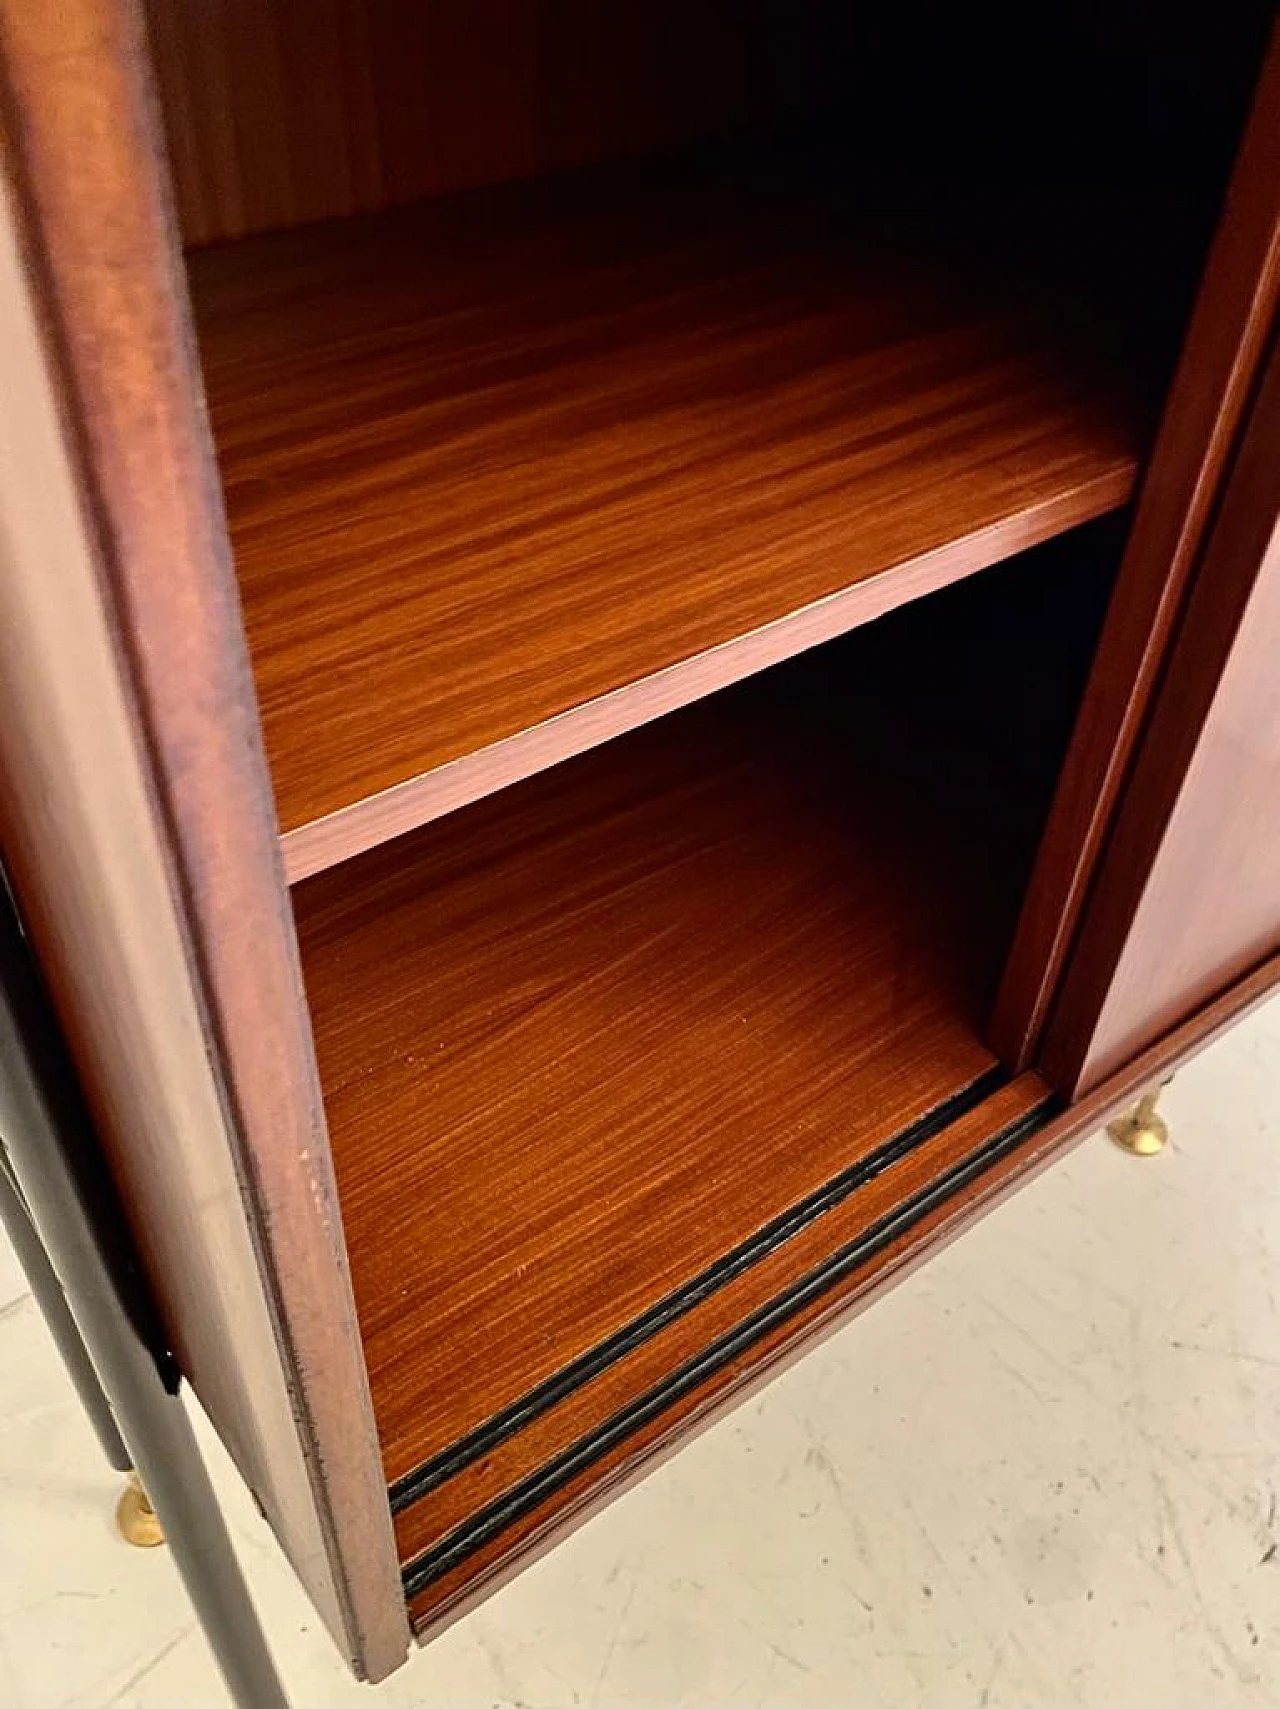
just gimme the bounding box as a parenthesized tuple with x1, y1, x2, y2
(281, 465, 1135, 883)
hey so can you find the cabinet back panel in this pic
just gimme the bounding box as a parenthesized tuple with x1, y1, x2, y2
(144, 0, 1273, 246)
(146, 1, 762, 244)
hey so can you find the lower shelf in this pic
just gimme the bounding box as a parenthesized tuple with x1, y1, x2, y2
(290, 539, 1110, 1623)
(400, 1067, 1054, 1629)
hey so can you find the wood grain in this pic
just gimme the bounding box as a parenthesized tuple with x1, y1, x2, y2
(393, 1074, 1047, 1583)
(142, 1, 1274, 252)
(143, 0, 758, 245)
(0, 0, 407, 1678)
(396, 1075, 1052, 1629)
(188, 178, 1149, 878)
(404, 939, 1280, 1635)
(1043, 338, 1280, 1093)
(292, 587, 1059, 1496)
(991, 20, 1280, 1065)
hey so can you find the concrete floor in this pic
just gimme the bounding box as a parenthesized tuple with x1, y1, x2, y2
(1, 997, 1278, 1708)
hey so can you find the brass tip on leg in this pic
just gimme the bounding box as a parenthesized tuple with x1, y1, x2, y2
(1107, 1089, 1168, 1157)
(116, 1470, 165, 1547)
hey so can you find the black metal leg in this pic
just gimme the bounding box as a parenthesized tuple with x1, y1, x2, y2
(0, 909, 291, 1709)
(0, 1139, 132, 1473)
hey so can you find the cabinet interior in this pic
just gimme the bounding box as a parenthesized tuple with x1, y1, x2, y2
(292, 525, 1117, 1609)
(148, 0, 1271, 1624)
(166, 0, 1269, 879)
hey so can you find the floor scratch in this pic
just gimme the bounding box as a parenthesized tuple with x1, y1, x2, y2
(98, 1629, 190, 1709)
(1153, 1469, 1256, 1689)
(589, 1579, 638, 1709)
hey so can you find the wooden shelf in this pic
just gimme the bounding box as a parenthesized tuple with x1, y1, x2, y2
(400, 1069, 1052, 1628)
(190, 170, 1150, 879)
(291, 584, 1066, 1587)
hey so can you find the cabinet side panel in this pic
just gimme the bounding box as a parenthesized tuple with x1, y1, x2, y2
(0, 171, 347, 1657)
(990, 21, 1280, 1066)
(1043, 342, 1280, 1092)
(0, 0, 407, 1679)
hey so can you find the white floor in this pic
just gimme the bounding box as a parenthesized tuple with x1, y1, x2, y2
(1, 1000, 1278, 1708)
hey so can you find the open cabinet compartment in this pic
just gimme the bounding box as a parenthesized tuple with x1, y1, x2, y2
(165, 0, 1268, 881)
(139, 0, 1274, 1640)
(291, 526, 1117, 1618)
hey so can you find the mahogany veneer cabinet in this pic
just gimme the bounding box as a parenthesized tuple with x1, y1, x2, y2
(0, 0, 1278, 1682)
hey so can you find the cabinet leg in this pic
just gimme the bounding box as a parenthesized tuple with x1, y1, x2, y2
(0, 897, 290, 1709)
(0, 1141, 132, 1473)
(1107, 1085, 1170, 1156)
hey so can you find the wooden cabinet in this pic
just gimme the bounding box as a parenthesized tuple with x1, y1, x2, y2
(0, 0, 1276, 1683)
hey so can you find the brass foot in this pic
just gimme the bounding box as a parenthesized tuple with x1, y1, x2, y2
(1107, 1087, 1168, 1157)
(116, 1470, 165, 1547)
